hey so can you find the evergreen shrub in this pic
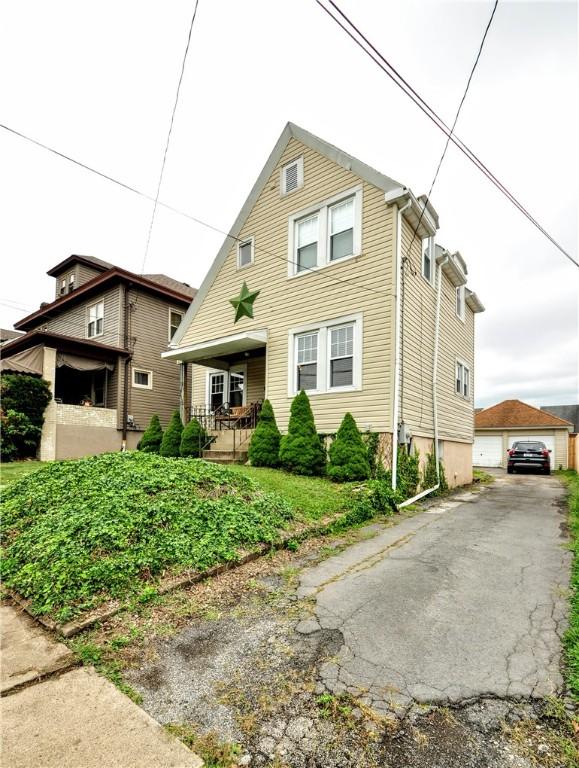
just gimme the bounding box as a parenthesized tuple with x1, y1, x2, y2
(248, 400, 281, 467)
(138, 414, 163, 453)
(327, 413, 371, 482)
(180, 417, 207, 458)
(279, 391, 326, 476)
(159, 411, 183, 457)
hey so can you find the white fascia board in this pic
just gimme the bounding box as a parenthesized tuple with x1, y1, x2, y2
(441, 254, 467, 287)
(171, 123, 407, 347)
(163, 329, 268, 363)
(466, 289, 485, 313)
(383, 187, 438, 237)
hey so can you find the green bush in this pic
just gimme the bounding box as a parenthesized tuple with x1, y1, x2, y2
(279, 391, 326, 476)
(0, 409, 42, 462)
(327, 413, 371, 482)
(180, 417, 207, 458)
(0, 452, 293, 619)
(248, 400, 281, 467)
(138, 414, 163, 453)
(397, 446, 420, 499)
(0, 373, 51, 428)
(159, 411, 183, 457)
(329, 478, 400, 533)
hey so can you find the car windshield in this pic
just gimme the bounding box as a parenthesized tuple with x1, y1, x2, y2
(513, 442, 546, 451)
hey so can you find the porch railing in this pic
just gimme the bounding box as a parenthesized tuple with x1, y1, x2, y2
(189, 401, 263, 461)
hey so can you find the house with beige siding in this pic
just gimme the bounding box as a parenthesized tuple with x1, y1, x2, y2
(164, 123, 484, 488)
(1, 255, 195, 460)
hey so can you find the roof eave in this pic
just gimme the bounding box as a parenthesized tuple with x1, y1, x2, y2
(383, 187, 438, 238)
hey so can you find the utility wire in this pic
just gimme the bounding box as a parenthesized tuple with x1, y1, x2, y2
(406, 0, 499, 256)
(316, 0, 578, 268)
(141, 0, 200, 275)
(0, 122, 385, 298)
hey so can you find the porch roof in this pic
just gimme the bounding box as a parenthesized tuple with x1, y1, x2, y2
(162, 329, 267, 366)
(1, 330, 129, 362)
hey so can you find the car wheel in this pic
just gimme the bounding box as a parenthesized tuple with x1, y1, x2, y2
(544, 468, 551, 475)
(507, 467, 513, 474)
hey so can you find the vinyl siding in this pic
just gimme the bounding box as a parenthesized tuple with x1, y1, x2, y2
(33, 285, 124, 348)
(53, 264, 102, 299)
(127, 288, 191, 430)
(185, 137, 395, 433)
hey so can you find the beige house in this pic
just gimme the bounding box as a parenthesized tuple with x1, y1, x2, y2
(164, 124, 484, 488)
(2, 255, 195, 460)
(473, 399, 573, 469)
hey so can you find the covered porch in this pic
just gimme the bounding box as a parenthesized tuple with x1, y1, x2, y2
(163, 330, 267, 430)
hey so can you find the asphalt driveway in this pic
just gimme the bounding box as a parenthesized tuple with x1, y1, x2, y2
(298, 472, 571, 715)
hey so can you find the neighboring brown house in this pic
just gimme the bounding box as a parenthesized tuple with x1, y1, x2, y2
(1, 255, 196, 460)
(0, 329, 23, 346)
(473, 399, 573, 469)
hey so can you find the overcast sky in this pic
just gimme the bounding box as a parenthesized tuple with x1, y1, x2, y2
(1, 0, 577, 408)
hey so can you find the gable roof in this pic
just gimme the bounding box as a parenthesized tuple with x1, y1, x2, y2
(475, 399, 573, 429)
(170, 122, 434, 348)
(14, 267, 197, 331)
(541, 404, 579, 433)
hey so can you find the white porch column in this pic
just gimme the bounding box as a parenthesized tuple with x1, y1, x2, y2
(39, 347, 57, 461)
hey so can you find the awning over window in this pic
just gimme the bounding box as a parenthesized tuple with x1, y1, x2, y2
(56, 353, 114, 372)
(0, 344, 44, 375)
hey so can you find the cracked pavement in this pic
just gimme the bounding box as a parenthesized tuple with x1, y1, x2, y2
(298, 472, 571, 716)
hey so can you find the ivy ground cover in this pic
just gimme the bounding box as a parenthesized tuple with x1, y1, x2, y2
(0, 452, 293, 621)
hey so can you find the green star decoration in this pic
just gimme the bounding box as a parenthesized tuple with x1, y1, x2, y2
(229, 282, 260, 323)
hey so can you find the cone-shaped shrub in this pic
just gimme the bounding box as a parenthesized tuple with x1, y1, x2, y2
(279, 391, 326, 476)
(180, 417, 207, 458)
(248, 400, 281, 467)
(138, 414, 163, 453)
(327, 413, 371, 482)
(159, 410, 183, 457)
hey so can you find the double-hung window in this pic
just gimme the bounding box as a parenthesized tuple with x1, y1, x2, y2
(290, 314, 362, 395)
(296, 331, 318, 390)
(289, 187, 362, 276)
(422, 237, 434, 284)
(455, 360, 470, 399)
(329, 324, 354, 387)
(87, 301, 104, 338)
(329, 198, 354, 262)
(456, 285, 465, 320)
(68, 273, 76, 292)
(296, 215, 319, 272)
(169, 309, 183, 342)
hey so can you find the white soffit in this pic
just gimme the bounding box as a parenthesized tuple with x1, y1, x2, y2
(162, 330, 267, 363)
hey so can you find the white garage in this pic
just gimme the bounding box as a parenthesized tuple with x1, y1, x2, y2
(472, 435, 503, 467)
(474, 399, 572, 470)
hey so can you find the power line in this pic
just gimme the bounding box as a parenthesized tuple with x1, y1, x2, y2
(316, 0, 578, 268)
(407, 0, 499, 256)
(0, 122, 386, 298)
(141, 0, 200, 275)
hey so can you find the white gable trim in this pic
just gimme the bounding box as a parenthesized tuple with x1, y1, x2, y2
(170, 123, 407, 348)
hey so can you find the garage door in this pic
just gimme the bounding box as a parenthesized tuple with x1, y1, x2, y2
(508, 435, 555, 463)
(473, 435, 503, 467)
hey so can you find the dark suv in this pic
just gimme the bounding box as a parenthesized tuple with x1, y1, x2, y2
(507, 441, 551, 474)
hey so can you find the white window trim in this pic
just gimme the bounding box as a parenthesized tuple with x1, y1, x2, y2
(236, 236, 255, 270)
(132, 368, 153, 390)
(455, 358, 471, 400)
(421, 236, 435, 287)
(287, 313, 363, 397)
(86, 300, 104, 339)
(280, 156, 304, 196)
(456, 285, 466, 321)
(287, 186, 363, 278)
(168, 307, 184, 343)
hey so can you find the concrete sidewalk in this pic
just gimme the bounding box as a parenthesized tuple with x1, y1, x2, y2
(1, 604, 202, 768)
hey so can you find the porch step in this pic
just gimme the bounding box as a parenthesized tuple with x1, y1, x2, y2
(202, 449, 248, 465)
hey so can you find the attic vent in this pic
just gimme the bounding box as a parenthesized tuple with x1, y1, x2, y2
(281, 156, 304, 195)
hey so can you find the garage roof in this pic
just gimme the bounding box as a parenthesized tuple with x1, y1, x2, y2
(475, 399, 573, 429)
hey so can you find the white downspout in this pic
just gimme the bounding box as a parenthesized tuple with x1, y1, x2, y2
(398, 252, 447, 508)
(391, 198, 412, 491)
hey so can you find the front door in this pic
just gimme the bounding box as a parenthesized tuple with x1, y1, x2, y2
(209, 372, 225, 410)
(229, 370, 244, 408)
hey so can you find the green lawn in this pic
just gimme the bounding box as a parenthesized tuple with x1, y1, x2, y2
(226, 464, 352, 520)
(0, 460, 45, 489)
(560, 470, 579, 701)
